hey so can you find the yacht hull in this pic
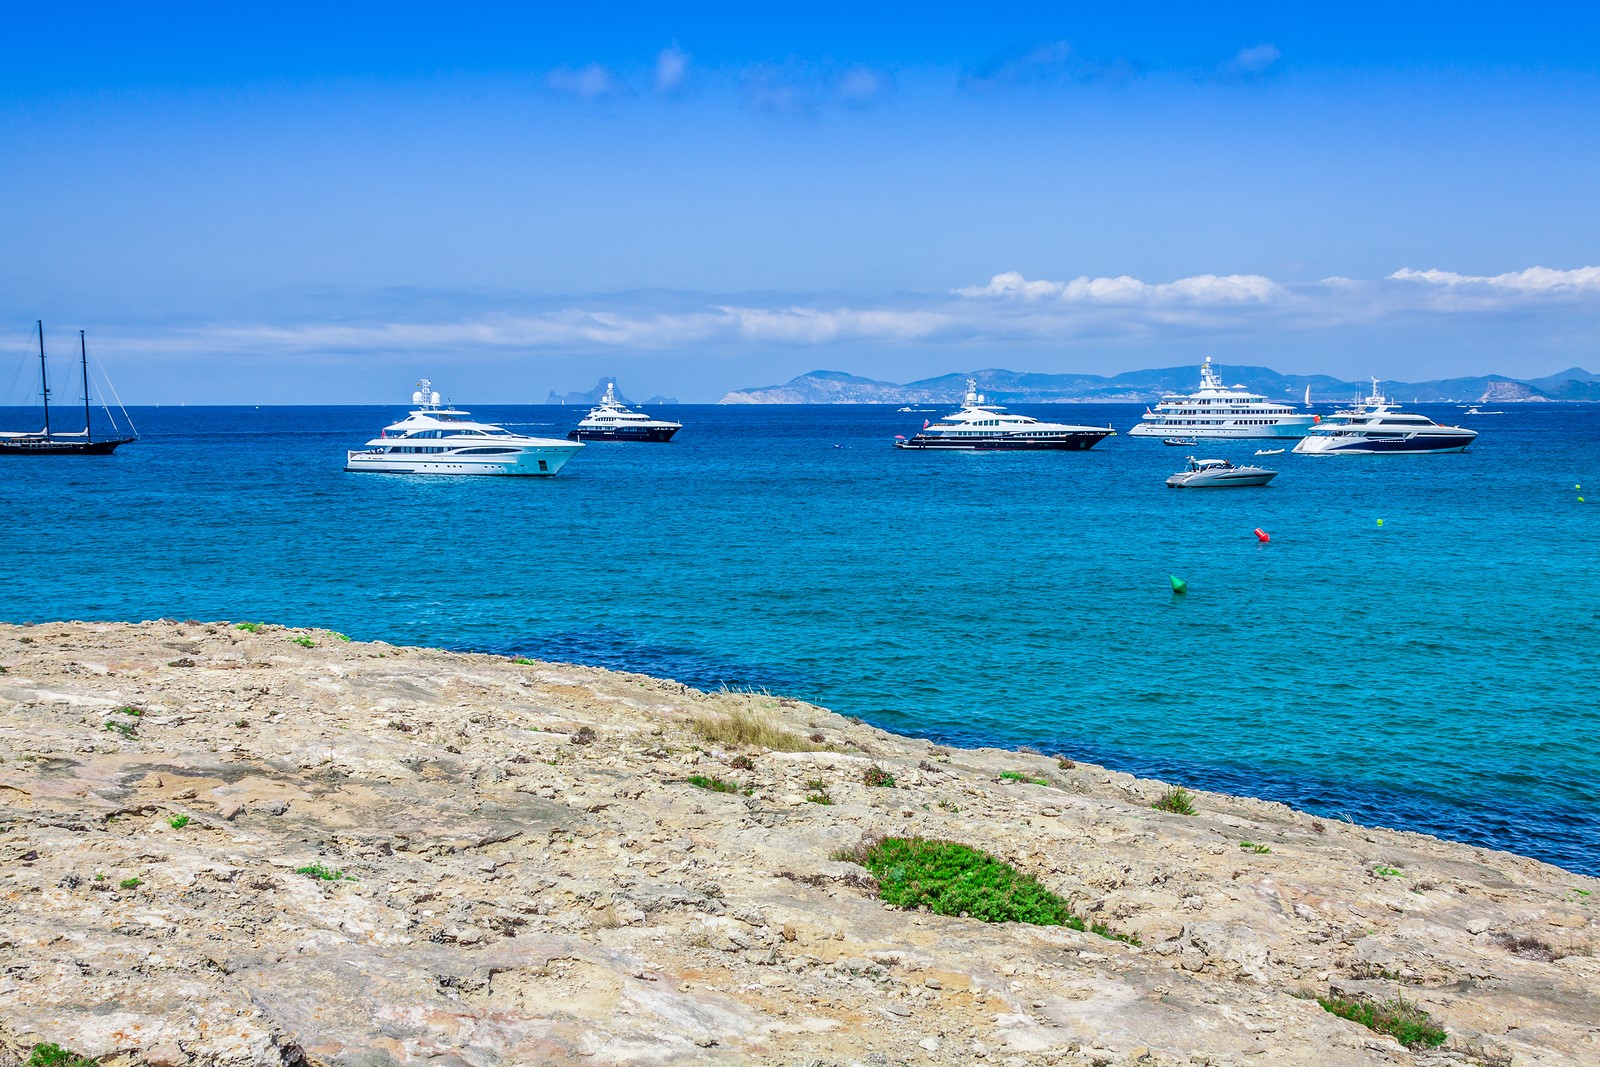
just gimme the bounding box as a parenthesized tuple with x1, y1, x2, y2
(566, 426, 679, 442)
(345, 446, 580, 476)
(1166, 469, 1278, 487)
(1130, 422, 1313, 440)
(0, 436, 135, 455)
(895, 430, 1113, 451)
(1293, 435, 1474, 455)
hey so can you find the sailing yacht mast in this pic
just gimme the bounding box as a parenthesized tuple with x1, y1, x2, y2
(37, 320, 52, 439)
(80, 330, 92, 443)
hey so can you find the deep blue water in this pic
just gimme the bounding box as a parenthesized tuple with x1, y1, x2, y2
(4, 402, 1598, 875)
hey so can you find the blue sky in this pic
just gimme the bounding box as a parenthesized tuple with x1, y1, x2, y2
(3, 3, 1599, 403)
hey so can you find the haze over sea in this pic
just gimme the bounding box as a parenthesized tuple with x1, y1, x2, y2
(3, 402, 1597, 874)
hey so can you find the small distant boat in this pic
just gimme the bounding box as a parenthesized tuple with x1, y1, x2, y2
(1163, 437, 1199, 446)
(1464, 407, 1504, 415)
(896, 406, 936, 412)
(1254, 447, 1285, 456)
(0, 321, 137, 456)
(1166, 457, 1279, 488)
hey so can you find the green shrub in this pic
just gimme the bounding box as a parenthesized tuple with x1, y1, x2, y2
(119, 877, 142, 889)
(512, 656, 535, 665)
(329, 631, 351, 641)
(168, 814, 190, 829)
(296, 862, 354, 881)
(1152, 786, 1196, 816)
(1000, 770, 1048, 785)
(687, 774, 748, 795)
(804, 778, 833, 805)
(1240, 840, 1272, 854)
(113, 705, 142, 717)
(839, 836, 1080, 927)
(235, 622, 263, 633)
(862, 764, 896, 788)
(290, 636, 315, 648)
(104, 719, 136, 739)
(1318, 993, 1447, 1049)
(25, 1043, 95, 1067)
(1374, 865, 1404, 878)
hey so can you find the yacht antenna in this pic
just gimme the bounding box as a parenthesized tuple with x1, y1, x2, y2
(37, 320, 51, 438)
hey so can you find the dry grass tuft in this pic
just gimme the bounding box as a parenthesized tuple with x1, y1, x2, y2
(692, 707, 825, 752)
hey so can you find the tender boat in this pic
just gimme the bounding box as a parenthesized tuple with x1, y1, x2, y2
(1166, 457, 1279, 488)
(566, 382, 681, 442)
(894, 380, 1115, 451)
(1254, 447, 1285, 456)
(1464, 407, 1504, 415)
(1131, 358, 1317, 439)
(346, 380, 582, 476)
(1293, 380, 1477, 455)
(0, 321, 137, 456)
(1163, 437, 1199, 446)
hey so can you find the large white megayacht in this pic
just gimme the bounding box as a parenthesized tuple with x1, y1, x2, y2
(1129, 358, 1318, 440)
(345, 380, 583, 476)
(894, 380, 1115, 450)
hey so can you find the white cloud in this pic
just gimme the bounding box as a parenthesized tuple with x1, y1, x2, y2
(1390, 265, 1600, 292)
(957, 270, 1281, 305)
(1230, 44, 1281, 74)
(655, 44, 689, 94)
(545, 63, 623, 99)
(837, 66, 892, 107)
(104, 264, 1600, 368)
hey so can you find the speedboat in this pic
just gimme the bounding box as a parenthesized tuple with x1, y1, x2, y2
(346, 380, 582, 476)
(566, 382, 681, 442)
(1130, 357, 1317, 440)
(1166, 457, 1279, 488)
(1464, 407, 1504, 415)
(1293, 380, 1477, 455)
(1163, 437, 1199, 446)
(894, 380, 1115, 451)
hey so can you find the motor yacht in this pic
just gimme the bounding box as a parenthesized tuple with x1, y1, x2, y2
(1293, 381, 1477, 455)
(1130, 358, 1317, 440)
(1166, 457, 1279, 488)
(566, 382, 681, 442)
(346, 380, 582, 476)
(894, 380, 1115, 450)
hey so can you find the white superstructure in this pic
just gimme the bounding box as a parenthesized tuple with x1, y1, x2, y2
(1292, 380, 1477, 455)
(346, 380, 582, 476)
(895, 380, 1115, 451)
(1130, 358, 1317, 440)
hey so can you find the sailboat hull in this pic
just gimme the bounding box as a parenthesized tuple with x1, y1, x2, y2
(0, 436, 135, 455)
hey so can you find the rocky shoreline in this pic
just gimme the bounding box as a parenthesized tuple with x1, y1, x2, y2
(1, 620, 1595, 1066)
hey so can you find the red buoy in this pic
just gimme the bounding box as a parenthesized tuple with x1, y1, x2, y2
(1254, 527, 1270, 543)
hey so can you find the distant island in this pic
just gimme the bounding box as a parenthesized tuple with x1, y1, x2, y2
(547, 377, 679, 406)
(718, 365, 1600, 405)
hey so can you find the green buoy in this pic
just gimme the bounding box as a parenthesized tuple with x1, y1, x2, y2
(1169, 575, 1188, 595)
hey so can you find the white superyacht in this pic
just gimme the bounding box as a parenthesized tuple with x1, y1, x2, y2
(346, 380, 583, 476)
(894, 380, 1115, 450)
(566, 382, 681, 442)
(1129, 358, 1317, 440)
(1293, 380, 1477, 455)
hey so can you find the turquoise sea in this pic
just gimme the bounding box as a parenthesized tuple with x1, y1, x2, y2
(3, 402, 1597, 874)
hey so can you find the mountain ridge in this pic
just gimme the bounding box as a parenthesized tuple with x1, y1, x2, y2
(719, 365, 1600, 404)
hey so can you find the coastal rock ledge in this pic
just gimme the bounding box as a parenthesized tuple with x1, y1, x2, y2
(1, 621, 1595, 1067)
